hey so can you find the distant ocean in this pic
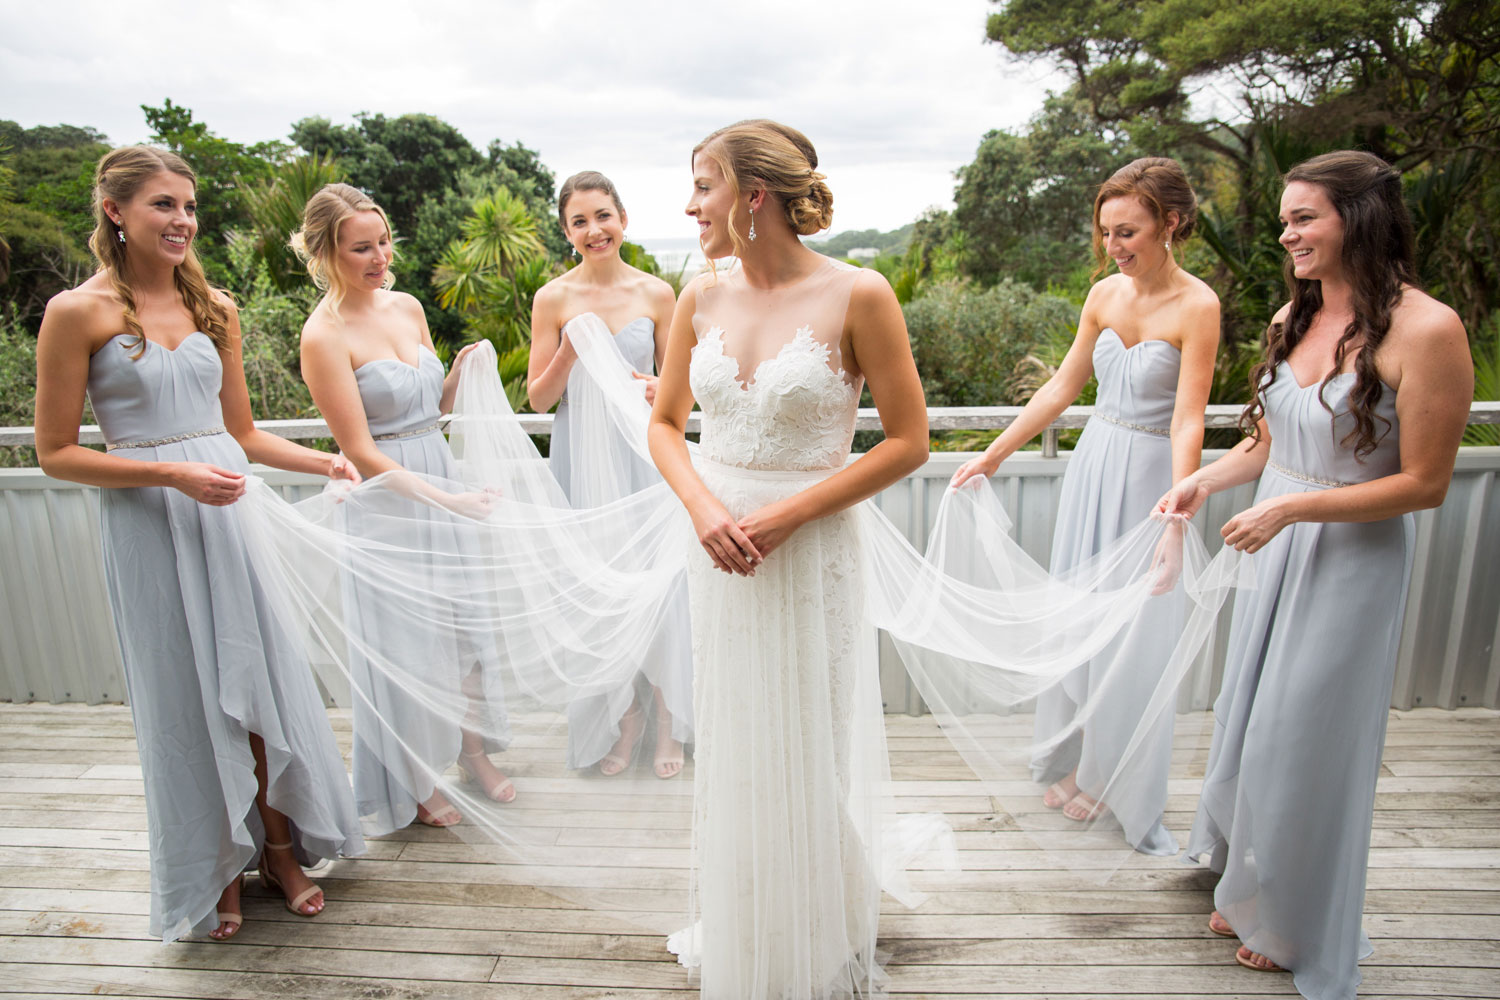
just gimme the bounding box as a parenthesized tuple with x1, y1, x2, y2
(635, 236, 706, 278)
(634, 236, 836, 277)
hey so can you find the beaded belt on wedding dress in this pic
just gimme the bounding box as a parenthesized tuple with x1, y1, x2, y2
(697, 455, 842, 482)
(1267, 460, 1353, 489)
(1093, 412, 1170, 437)
(372, 422, 440, 442)
(105, 425, 226, 451)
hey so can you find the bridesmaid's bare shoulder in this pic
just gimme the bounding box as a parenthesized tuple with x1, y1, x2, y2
(42, 276, 130, 352)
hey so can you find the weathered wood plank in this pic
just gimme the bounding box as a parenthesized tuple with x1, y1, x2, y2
(0, 935, 500, 983)
(0, 963, 694, 998)
(2, 703, 1498, 998)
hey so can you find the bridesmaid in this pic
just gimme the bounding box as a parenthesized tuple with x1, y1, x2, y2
(296, 183, 516, 831)
(32, 146, 364, 941)
(1159, 151, 1471, 997)
(951, 157, 1219, 851)
(527, 171, 691, 778)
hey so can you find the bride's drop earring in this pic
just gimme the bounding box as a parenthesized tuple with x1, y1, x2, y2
(572, 245, 579, 259)
(1164, 239, 1171, 253)
(748, 208, 756, 243)
(117, 226, 126, 244)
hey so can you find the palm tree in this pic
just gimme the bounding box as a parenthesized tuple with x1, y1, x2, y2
(431, 187, 553, 405)
(243, 153, 345, 292)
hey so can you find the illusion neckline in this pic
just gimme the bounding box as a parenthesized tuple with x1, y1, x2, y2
(697, 325, 854, 395)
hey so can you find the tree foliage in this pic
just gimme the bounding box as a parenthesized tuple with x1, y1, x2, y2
(902, 279, 1078, 408)
(143, 100, 286, 284)
(954, 93, 1138, 287)
(0, 103, 566, 426)
(0, 121, 108, 323)
(983, 0, 1500, 330)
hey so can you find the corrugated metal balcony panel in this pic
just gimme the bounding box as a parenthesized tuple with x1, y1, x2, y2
(2, 447, 1498, 711)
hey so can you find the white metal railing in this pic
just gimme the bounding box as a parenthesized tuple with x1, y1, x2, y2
(5, 401, 1497, 458)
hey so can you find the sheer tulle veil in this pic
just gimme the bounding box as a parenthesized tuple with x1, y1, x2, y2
(231, 322, 1250, 971)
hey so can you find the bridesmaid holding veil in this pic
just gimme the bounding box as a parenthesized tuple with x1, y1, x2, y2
(33, 147, 364, 941)
(297, 183, 517, 831)
(528, 171, 692, 778)
(1160, 151, 1471, 998)
(951, 157, 1219, 852)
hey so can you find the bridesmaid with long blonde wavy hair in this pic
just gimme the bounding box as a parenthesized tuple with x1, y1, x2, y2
(32, 146, 365, 942)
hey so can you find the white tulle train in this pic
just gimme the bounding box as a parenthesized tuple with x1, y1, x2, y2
(229, 321, 1248, 997)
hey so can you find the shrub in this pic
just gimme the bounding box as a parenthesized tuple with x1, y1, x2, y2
(902, 278, 1077, 408)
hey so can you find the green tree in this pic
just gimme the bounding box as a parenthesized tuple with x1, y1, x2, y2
(0, 121, 107, 327)
(142, 100, 284, 283)
(240, 153, 346, 292)
(984, 0, 1500, 327)
(431, 187, 552, 407)
(953, 93, 1138, 288)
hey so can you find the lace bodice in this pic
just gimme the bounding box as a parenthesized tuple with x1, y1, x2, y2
(688, 259, 864, 472)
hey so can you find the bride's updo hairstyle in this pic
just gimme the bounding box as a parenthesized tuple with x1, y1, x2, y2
(290, 182, 397, 319)
(1090, 157, 1198, 280)
(556, 170, 626, 228)
(90, 145, 231, 358)
(693, 119, 834, 259)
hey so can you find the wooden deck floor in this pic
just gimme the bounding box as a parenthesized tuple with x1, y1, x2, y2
(1, 703, 1497, 999)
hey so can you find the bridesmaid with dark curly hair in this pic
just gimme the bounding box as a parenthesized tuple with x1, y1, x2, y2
(1159, 150, 1472, 999)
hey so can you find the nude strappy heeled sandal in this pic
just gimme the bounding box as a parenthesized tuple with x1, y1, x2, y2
(258, 840, 323, 916)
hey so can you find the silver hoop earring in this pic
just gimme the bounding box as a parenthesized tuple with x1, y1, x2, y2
(748, 209, 757, 243)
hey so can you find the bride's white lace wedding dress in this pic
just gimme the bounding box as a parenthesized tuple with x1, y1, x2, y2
(666, 258, 887, 997)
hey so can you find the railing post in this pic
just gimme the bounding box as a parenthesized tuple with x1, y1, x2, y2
(1041, 428, 1059, 458)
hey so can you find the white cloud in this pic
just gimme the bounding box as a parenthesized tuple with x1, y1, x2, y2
(0, 0, 1068, 239)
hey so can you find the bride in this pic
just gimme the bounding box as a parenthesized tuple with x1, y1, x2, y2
(648, 119, 928, 998)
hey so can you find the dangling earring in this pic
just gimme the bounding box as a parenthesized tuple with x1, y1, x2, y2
(748, 208, 757, 243)
(572, 245, 579, 259)
(1163, 239, 1171, 253)
(117, 226, 126, 245)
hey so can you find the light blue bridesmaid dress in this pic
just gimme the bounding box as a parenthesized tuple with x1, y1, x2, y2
(1187, 365, 1411, 1000)
(1031, 327, 1185, 854)
(550, 317, 694, 769)
(87, 331, 364, 942)
(347, 347, 509, 832)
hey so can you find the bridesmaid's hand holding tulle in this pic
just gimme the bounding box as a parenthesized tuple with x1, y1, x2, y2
(631, 371, 660, 404)
(172, 462, 247, 506)
(441, 490, 497, 520)
(1148, 518, 1185, 595)
(328, 454, 362, 485)
(949, 453, 999, 490)
(1220, 497, 1290, 553)
(689, 497, 762, 576)
(1155, 476, 1210, 521)
(451, 342, 484, 370)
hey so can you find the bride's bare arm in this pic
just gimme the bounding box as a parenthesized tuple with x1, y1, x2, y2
(649, 279, 762, 576)
(736, 271, 928, 556)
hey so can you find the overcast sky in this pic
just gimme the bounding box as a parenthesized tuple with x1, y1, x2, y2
(1, 0, 1067, 241)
